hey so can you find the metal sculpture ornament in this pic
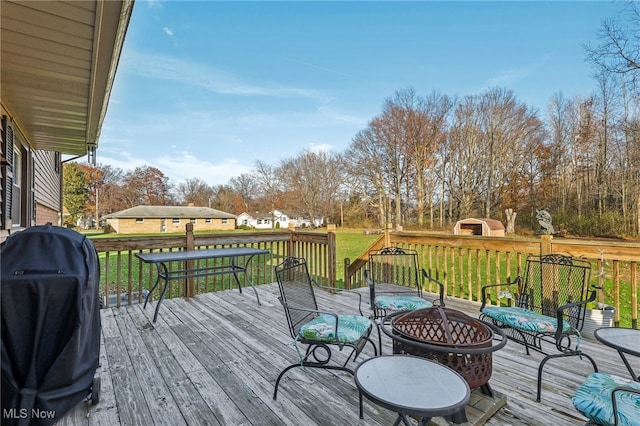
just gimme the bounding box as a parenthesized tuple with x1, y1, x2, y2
(536, 209, 555, 235)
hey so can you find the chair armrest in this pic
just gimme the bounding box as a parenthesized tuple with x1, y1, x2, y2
(553, 287, 598, 340)
(422, 269, 445, 307)
(612, 386, 640, 425)
(277, 296, 341, 339)
(480, 277, 519, 309)
(311, 279, 366, 316)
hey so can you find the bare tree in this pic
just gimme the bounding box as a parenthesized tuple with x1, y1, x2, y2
(585, 3, 640, 79)
(391, 88, 453, 227)
(280, 150, 342, 227)
(447, 95, 485, 219)
(176, 177, 214, 206)
(229, 173, 257, 213)
(547, 93, 573, 215)
(345, 124, 390, 227)
(593, 70, 619, 216)
(367, 108, 409, 228)
(477, 88, 543, 218)
(253, 160, 283, 229)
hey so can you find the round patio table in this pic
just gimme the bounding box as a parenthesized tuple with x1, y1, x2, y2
(354, 355, 470, 426)
(595, 327, 640, 381)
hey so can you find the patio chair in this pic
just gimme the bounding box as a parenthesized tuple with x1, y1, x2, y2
(364, 247, 444, 353)
(273, 256, 377, 400)
(480, 253, 599, 401)
(572, 372, 640, 426)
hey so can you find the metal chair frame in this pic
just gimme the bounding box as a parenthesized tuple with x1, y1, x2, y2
(273, 256, 377, 400)
(480, 253, 599, 401)
(364, 247, 444, 353)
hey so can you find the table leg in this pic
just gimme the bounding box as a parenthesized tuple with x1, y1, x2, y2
(144, 262, 162, 309)
(151, 263, 170, 323)
(618, 350, 640, 381)
(241, 254, 261, 305)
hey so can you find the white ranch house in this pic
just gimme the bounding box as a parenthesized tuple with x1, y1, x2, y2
(236, 210, 322, 229)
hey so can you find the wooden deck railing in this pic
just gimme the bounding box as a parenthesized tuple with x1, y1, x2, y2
(345, 231, 639, 328)
(93, 224, 638, 328)
(93, 226, 335, 308)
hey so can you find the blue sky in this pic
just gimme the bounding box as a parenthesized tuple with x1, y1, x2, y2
(98, 1, 623, 186)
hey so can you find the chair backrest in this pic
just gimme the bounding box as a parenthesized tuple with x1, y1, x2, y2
(364, 247, 422, 306)
(275, 257, 319, 339)
(367, 247, 422, 289)
(518, 254, 591, 330)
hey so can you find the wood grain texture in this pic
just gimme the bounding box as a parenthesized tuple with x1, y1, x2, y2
(56, 283, 635, 426)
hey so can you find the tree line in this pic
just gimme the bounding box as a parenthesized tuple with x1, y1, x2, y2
(64, 5, 640, 237)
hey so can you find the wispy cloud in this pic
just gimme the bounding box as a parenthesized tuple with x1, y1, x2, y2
(155, 152, 252, 184)
(162, 27, 178, 47)
(307, 143, 333, 153)
(121, 50, 322, 99)
(477, 53, 552, 94)
(97, 149, 251, 186)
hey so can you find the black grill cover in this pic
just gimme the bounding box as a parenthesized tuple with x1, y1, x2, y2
(1, 225, 101, 425)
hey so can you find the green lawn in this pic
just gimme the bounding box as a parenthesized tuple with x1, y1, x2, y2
(334, 228, 382, 287)
(88, 228, 634, 327)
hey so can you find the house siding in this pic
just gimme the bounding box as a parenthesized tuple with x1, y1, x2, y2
(107, 218, 235, 234)
(0, 108, 63, 242)
(34, 150, 62, 222)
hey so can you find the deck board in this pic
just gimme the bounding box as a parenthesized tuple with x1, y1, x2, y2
(55, 283, 636, 426)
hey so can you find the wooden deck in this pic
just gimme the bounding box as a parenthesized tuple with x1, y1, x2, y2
(58, 283, 636, 426)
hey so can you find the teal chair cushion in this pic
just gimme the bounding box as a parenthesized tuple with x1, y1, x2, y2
(481, 306, 572, 333)
(299, 314, 371, 344)
(375, 295, 432, 311)
(572, 372, 640, 426)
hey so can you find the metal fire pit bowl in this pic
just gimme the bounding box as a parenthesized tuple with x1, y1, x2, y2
(382, 306, 506, 394)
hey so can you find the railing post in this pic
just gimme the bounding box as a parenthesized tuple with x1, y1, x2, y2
(287, 228, 295, 258)
(327, 224, 337, 289)
(540, 234, 552, 255)
(385, 222, 392, 247)
(185, 223, 194, 297)
(344, 258, 351, 289)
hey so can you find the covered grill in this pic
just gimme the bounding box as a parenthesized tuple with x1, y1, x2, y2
(383, 307, 506, 396)
(1, 225, 101, 425)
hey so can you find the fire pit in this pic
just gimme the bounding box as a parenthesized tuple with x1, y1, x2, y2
(383, 306, 506, 396)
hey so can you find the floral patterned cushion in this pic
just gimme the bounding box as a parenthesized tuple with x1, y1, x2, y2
(481, 306, 572, 333)
(572, 372, 640, 426)
(299, 314, 371, 344)
(375, 295, 432, 311)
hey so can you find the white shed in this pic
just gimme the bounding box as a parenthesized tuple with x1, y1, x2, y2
(453, 218, 505, 237)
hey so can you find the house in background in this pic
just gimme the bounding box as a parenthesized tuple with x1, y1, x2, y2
(0, 1, 133, 241)
(103, 206, 236, 234)
(236, 210, 323, 229)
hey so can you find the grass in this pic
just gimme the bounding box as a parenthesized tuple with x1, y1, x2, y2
(89, 228, 634, 327)
(334, 228, 382, 286)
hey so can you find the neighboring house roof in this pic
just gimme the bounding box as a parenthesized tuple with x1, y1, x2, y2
(1, 0, 134, 156)
(103, 206, 236, 219)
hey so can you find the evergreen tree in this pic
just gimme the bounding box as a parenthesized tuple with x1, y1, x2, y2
(63, 162, 89, 226)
